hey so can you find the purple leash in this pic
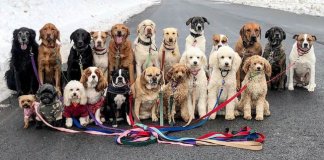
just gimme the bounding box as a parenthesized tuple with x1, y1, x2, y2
(30, 52, 42, 86)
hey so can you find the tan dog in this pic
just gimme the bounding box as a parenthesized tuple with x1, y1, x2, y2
(108, 24, 135, 85)
(238, 55, 271, 121)
(158, 28, 180, 77)
(235, 22, 262, 90)
(131, 66, 163, 122)
(90, 31, 109, 77)
(38, 23, 62, 96)
(18, 95, 37, 128)
(163, 63, 190, 124)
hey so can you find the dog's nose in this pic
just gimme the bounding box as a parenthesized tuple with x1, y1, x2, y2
(169, 38, 173, 42)
(22, 37, 27, 41)
(118, 77, 123, 81)
(275, 33, 280, 38)
(303, 43, 308, 48)
(152, 77, 157, 81)
(225, 62, 229, 66)
(73, 93, 77, 96)
(97, 41, 102, 46)
(47, 33, 51, 37)
(197, 26, 202, 30)
(77, 41, 83, 46)
(193, 61, 197, 65)
(147, 28, 152, 33)
(257, 66, 261, 70)
(92, 75, 96, 79)
(218, 44, 222, 48)
(251, 36, 257, 41)
(117, 31, 122, 36)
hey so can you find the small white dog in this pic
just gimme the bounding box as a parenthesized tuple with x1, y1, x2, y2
(180, 47, 208, 121)
(288, 33, 317, 92)
(63, 80, 89, 128)
(208, 46, 241, 120)
(134, 19, 159, 78)
(185, 16, 209, 53)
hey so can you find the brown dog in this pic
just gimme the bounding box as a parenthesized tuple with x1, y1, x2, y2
(18, 95, 37, 129)
(108, 24, 135, 85)
(38, 23, 62, 96)
(235, 22, 262, 90)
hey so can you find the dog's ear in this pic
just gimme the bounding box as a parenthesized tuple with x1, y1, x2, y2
(242, 57, 252, 73)
(239, 26, 245, 39)
(165, 67, 174, 82)
(39, 27, 44, 41)
(140, 70, 147, 86)
(79, 72, 88, 89)
(126, 27, 130, 38)
(293, 34, 299, 40)
(105, 30, 110, 37)
(209, 51, 218, 68)
(85, 31, 91, 44)
(55, 28, 61, 42)
(179, 51, 188, 65)
(280, 28, 286, 40)
(232, 51, 242, 72)
(63, 87, 71, 106)
(201, 54, 208, 66)
(18, 96, 23, 108)
(13, 29, 19, 39)
(312, 35, 317, 41)
(79, 86, 87, 105)
(70, 30, 76, 43)
(263, 58, 272, 77)
(186, 17, 193, 26)
(95, 70, 108, 92)
(265, 29, 270, 39)
(29, 29, 36, 41)
(90, 31, 95, 37)
(258, 26, 261, 39)
(202, 17, 210, 25)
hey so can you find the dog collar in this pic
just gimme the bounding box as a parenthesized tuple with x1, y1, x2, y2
(137, 37, 152, 46)
(190, 32, 202, 38)
(297, 43, 311, 56)
(107, 84, 130, 94)
(190, 68, 201, 76)
(93, 47, 107, 55)
(219, 68, 230, 78)
(73, 45, 89, 53)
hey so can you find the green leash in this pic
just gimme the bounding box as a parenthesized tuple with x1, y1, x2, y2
(159, 90, 164, 126)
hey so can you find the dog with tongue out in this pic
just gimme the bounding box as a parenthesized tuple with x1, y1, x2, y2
(108, 24, 135, 85)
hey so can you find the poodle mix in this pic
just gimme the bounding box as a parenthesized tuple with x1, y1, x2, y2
(180, 47, 208, 119)
(63, 80, 89, 127)
(18, 95, 38, 129)
(163, 63, 191, 125)
(238, 55, 271, 121)
(80, 67, 108, 124)
(208, 46, 241, 120)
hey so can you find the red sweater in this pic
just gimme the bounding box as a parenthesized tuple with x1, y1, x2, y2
(63, 103, 88, 118)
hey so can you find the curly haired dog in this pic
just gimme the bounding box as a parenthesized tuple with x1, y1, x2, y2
(80, 67, 107, 124)
(163, 63, 191, 125)
(208, 46, 241, 120)
(238, 55, 271, 121)
(63, 80, 88, 127)
(18, 95, 38, 129)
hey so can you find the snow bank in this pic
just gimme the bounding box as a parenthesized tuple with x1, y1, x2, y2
(0, 0, 160, 102)
(221, 0, 324, 17)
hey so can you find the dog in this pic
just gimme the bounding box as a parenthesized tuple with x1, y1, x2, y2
(131, 66, 163, 122)
(67, 29, 93, 81)
(158, 27, 181, 77)
(105, 69, 131, 127)
(80, 67, 107, 124)
(238, 55, 271, 120)
(185, 16, 209, 53)
(63, 80, 89, 127)
(35, 83, 64, 129)
(163, 63, 191, 124)
(108, 24, 135, 85)
(208, 46, 242, 120)
(38, 23, 62, 96)
(90, 31, 109, 77)
(18, 95, 38, 128)
(288, 34, 317, 92)
(180, 47, 208, 120)
(209, 34, 229, 73)
(134, 19, 159, 78)
(5, 27, 39, 96)
(235, 22, 262, 90)
(263, 27, 287, 90)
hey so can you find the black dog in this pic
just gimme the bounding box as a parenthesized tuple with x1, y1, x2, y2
(186, 16, 209, 35)
(67, 29, 93, 81)
(263, 27, 287, 90)
(35, 84, 64, 129)
(5, 27, 39, 96)
(104, 69, 130, 127)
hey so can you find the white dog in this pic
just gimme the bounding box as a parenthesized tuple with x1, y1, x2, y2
(134, 19, 159, 78)
(90, 31, 109, 77)
(185, 16, 209, 53)
(208, 46, 241, 120)
(63, 80, 89, 128)
(288, 33, 317, 92)
(180, 47, 208, 121)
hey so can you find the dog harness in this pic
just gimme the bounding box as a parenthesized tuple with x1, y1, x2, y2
(24, 102, 38, 119)
(88, 97, 105, 114)
(38, 99, 63, 123)
(107, 84, 130, 94)
(92, 47, 107, 55)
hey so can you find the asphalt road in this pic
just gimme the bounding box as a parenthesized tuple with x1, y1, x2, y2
(1, 0, 324, 159)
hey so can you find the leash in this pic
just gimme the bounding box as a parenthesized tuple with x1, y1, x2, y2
(30, 51, 42, 85)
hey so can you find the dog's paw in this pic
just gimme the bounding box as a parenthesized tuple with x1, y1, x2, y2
(264, 110, 271, 116)
(209, 113, 216, 120)
(255, 115, 264, 121)
(308, 83, 316, 92)
(112, 124, 118, 128)
(225, 114, 235, 120)
(288, 84, 294, 91)
(100, 117, 106, 123)
(65, 118, 72, 128)
(243, 115, 252, 120)
(152, 115, 158, 122)
(23, 123, 29, 129)
(234, 110, 241, 116)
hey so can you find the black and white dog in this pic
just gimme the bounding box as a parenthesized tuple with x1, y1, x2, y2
(5, 27, 39, 96)
(185, 16, 209, 53)
(104, 69, 131, 127)
(67, 29, 93, 81)
(263, 27, 287, 90)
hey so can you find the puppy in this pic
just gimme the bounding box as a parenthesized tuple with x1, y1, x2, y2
(90, 31, 109, 77)
(35, 84, 64, 128)
(238, 55, 271, 120)
(263, 27, 287, 90)
(18, 95, 38, 129)
(209, 34, 229, 73)
(38, 23, 62, 96)
(108, 24, 135, 85)
(131, 66, 163, 122)
(163, 63, 191, 124)
(180, 47, 208, 120)
(67, 29, 93, 81)
(288, 34, 317, 92)
(235, 22, 262, 90)
(185, 16, 209, 53)
(158, 27, 181, 77)
(63, 80, 89, 127)
(80, 67, 107, 124)
(5, 27, 39, 96)
(208, 46, 242, 120)
(105, 69, 131, 127)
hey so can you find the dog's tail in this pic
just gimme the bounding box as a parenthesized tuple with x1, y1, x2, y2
(4, 69, 16, 91)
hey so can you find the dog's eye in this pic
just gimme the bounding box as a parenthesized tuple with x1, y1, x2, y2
(307, 38, 311, 41)
(114, 27, 117, 29)
(101, 36, 105, 39)
(221, 40, 226, 43)
(122, 27, 125, 29)
(189, 56, 193, 59)
(247, 29, 251, 32)
(197, 56, 200, 59)
(301, 38, 304, 41)
(70, 89, 73, 91)
(255, 29, 259, 32)
(254, 63, 257, 65)
(172, 32, 175, 35)
(221, 56, 224, 59)
(76, 88, 79, 91)
(229, 56, 232, 59)
(215, 40, 219, 43)
(27, 100, 30, 102)
(166, 32, 169, 35)
(156, 74, 160, 76)
(26, 32, 29, 35)
(147, 74, 152, 77)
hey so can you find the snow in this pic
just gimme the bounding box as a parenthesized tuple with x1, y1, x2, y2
(0, 0, 160, 102)
(219, 0, 324, 17)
